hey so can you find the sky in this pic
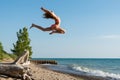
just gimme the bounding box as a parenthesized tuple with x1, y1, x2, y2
(0, 0, 120, 58)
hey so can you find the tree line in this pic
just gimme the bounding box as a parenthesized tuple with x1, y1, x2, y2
(0, 27, 32, 61)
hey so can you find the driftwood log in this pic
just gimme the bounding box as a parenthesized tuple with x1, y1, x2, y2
(0, 50, 32, 80)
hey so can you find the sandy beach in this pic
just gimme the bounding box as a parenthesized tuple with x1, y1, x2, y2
(30, 63, 82, 80)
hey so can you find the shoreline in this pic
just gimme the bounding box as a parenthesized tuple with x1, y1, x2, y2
(30, 63, 82, 80)
(0, 63, 82, 80)
(0, 63, 107, 80)
(41, 64, 106, 80)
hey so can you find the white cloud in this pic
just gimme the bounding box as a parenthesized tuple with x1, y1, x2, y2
(99, 35, 120, 39)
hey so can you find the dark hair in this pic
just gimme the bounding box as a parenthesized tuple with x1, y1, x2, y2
(43, 12, 54, 19)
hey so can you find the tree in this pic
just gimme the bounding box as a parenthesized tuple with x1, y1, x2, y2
(11, 27, 32, 57)
(0, 42, 4, 60)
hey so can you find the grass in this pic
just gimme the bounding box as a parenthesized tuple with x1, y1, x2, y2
(0, 53, 16, 62)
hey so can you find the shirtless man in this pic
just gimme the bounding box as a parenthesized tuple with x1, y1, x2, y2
(30, 7, 65, 35)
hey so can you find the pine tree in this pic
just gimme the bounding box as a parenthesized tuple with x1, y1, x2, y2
(11, 27, 32, 57)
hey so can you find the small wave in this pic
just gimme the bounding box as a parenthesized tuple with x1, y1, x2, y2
(71, 64, 120, 79)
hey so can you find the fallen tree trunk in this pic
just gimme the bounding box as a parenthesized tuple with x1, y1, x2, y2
(0, 50, 32, 80)
(0, 64, 24, 78)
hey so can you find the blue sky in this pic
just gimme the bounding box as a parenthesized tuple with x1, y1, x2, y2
(0, 0, 120, 58)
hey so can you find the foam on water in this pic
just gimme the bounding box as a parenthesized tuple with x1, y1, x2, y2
(71, 64, 120, 79)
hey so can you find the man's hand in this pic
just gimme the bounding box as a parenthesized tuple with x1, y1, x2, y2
(41, 7, 44, 10)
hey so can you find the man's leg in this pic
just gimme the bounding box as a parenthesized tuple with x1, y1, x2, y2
(30, 23, 51, 31)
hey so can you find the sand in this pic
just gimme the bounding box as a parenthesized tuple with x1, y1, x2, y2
(30, 63, 82, 80)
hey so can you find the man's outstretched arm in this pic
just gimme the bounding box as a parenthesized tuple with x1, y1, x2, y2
(41, 7, 51, 13)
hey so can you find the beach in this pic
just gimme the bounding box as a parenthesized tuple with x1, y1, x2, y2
(0, 62, 105, 80)
(0, 63, 82, 80)
(1, 58, 120, 80)
(30, 63, 82, 80)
